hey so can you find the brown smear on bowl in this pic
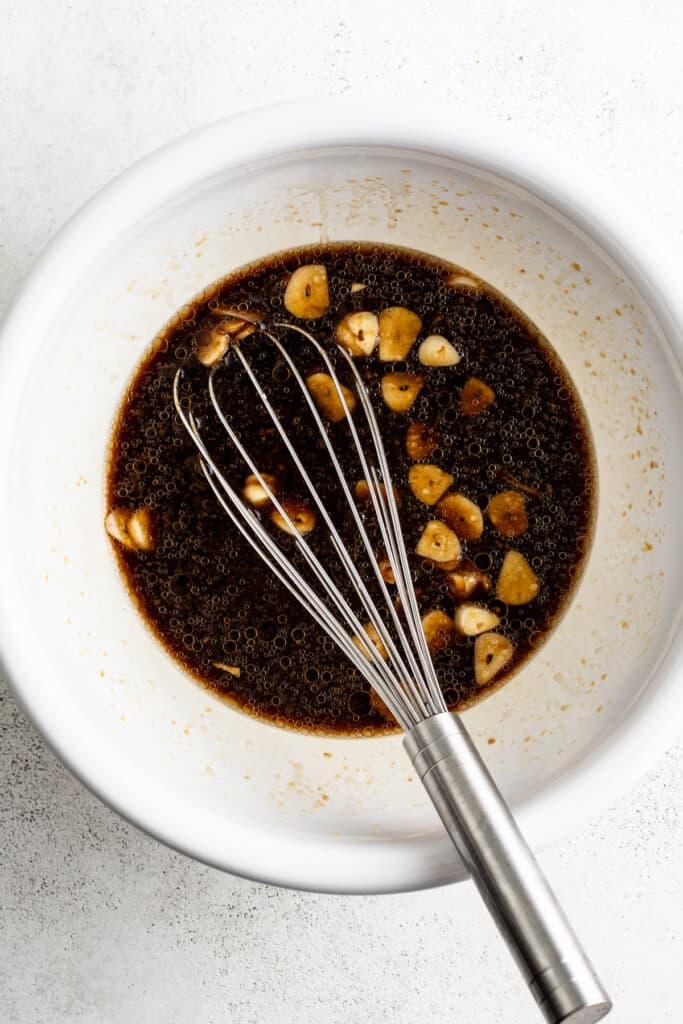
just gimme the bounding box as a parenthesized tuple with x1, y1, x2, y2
(106, 242, 596, 736)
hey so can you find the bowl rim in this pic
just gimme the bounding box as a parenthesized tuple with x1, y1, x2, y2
(1, 96, 682, 894)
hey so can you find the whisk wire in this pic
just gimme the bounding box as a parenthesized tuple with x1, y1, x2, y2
(267, 323, 436, 717)
(205, 356, 423, 720)
(227, 333, 407, 679)
(198, 461, 412, 730)
(337, 348, 447, 715)
(175, 323, 444, 724)
(206, 368, 370, 644)
(173, 371, 415, 728)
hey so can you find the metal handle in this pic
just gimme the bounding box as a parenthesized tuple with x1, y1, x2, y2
(405, 713, 611, 1023)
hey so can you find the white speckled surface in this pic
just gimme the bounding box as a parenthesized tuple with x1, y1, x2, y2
(1, 2, 682, 1021)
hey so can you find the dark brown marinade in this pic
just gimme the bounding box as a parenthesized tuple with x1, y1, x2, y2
(107, 242, 596, 735)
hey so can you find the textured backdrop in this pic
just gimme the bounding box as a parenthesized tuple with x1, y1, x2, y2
(1, 1, 682, 1021)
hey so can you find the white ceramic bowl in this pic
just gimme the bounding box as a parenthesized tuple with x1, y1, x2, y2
(1, 99, 682, 894)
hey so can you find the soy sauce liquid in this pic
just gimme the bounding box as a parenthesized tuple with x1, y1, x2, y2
(107, 243, 596, 735)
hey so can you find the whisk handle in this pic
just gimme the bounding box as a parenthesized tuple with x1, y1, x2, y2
(404, 712, 611, 1023)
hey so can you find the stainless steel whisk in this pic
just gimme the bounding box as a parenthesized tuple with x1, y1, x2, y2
(174, 319, 611, 1024)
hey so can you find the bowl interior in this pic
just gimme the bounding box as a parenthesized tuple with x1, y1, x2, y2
(3, 136, 682, 892)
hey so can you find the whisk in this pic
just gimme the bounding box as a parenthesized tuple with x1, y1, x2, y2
(173, 318, 611, 1024)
